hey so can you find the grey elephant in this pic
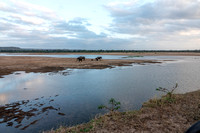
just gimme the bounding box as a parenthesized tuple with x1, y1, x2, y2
(95, 56, 102, 61)
(77, 56, 85, 62)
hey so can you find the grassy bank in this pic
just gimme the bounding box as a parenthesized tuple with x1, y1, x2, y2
(45, 90, 200, 133)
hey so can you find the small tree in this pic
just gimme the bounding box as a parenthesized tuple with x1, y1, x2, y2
(98, 98, 121, 112)
(156, 83, 178, 102)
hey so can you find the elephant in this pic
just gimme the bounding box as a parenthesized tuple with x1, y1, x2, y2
(77, 56, 85, 62)
(95, 56, 102, 61)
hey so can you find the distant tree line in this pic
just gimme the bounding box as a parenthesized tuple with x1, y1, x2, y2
(0, 47, 200, 53)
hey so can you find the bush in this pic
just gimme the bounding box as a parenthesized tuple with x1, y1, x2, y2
(98, 98, 121, 112)
(156, 83, 178, 103)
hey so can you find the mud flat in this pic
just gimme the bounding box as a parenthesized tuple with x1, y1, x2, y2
(45, 90, 200, 133)
(0, 56, 161, 78)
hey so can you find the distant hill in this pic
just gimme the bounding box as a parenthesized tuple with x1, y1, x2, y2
(0, 47, 21, 50)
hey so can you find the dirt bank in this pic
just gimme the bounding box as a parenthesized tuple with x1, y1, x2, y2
(0, 56, 161, 78)
(45, 90, 200, 133)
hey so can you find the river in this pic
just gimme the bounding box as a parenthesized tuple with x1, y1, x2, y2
(0, 55, 200, 132)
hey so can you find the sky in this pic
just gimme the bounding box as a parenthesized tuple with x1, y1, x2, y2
(0, 0, 200, 50)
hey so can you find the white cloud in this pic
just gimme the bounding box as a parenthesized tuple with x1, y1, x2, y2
(179, 29, 200, 36)
(105, 0, 200, 49)
(0, 0, 129, 49)
(9, 14, 45, 25)
(107, 0, 138, 7)
(1, 0, 200, 50)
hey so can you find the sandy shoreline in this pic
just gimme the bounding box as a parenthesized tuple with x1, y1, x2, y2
(0, 56, 161, 78)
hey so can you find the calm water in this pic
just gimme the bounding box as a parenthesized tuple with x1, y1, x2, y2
(0, 53, 133, 59)
(0, 53, 184, 60)
(0, 55, 200, 132)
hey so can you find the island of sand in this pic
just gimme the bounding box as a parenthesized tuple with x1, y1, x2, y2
(1, 52, 200, 78)
(0, 54, 162, 78)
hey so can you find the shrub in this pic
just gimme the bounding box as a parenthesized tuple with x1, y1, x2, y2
(156, 83, 178, 103)
(98, 98, 121, 112)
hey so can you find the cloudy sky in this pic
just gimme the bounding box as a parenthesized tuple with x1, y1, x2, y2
(0, 0, 200, 50)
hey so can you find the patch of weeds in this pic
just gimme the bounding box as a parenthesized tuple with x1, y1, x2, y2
(94, 118, 103, 126)
(143, 98, 165, 108)
(143, 84, 178, 108)
(98, 98, 121, 112)
(80, 126, 93, 132)
(156, 83, 178, 103)
(89, 120, 95, 123)
(124, 110, 139, 116)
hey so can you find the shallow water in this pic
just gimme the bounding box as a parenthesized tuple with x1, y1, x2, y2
(0, 56, 200, 132)
(0, 53, 131, 59)
(0, 53, 187, 60)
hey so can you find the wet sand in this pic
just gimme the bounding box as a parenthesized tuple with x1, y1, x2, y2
(0, 56, 161, 78)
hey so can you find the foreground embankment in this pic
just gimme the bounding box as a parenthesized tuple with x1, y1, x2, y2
(0, 56, 161, 78)
(45, 90, 200, 133)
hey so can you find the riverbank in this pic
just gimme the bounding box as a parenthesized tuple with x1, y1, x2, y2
(0, 56, 161, 78)
(45, 90, 200, 133)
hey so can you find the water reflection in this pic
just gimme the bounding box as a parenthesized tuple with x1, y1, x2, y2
(0, 56, 200, 132)
(0, 94, 8, 104)
(0, 54, 132, 59)
(0, 95, 64, 131)
(48, 69, 72, 76)
(0, 53, 193, 60)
